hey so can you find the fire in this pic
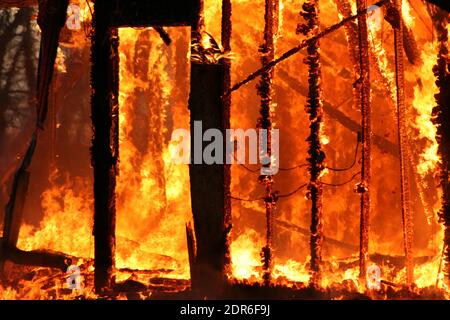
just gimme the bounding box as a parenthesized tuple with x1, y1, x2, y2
(116, 27, 192, 276)
(17, 169, 93, 259)
(409, 43, 440, 177)
(230, 229, 264, 280)
(1, 0, 449, 299)
(402, 0, 415, 28)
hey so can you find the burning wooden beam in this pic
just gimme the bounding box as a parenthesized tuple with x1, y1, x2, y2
(91, 1, 119, 293)
(391, 0, 414, 286)
(355, 0, 371, 285)
(298, 0, 325, 288)
(221, 0, 232, 275)
(257, 0, 279, 284)
(402, 20, 420, 65)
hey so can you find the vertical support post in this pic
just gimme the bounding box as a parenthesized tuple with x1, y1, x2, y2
(91, 1, 119, 293)
(258, 0, 279, 284)
(298, 0, 324, 288)
(393, 0, 414, 286)
(221, 0, 232, 273)
(187, 0, 230, 296)
(188, 62, 228, 296)
(355, 0, 371, 284)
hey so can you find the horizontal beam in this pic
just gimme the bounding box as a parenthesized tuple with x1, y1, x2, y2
(0, 0, 35, 8)
(97, 0, 200, 27)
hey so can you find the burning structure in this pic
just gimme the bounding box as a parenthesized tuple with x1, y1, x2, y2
(0, 0, 448, 300)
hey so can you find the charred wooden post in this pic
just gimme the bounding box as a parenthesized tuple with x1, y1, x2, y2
(91, 1, 119, 293)
(187, 0, 230, 296)
(89, 0, 199, 294)
(36, 0, 69, 128)
(221, 0, 233, 274)
(297, 0, 325, 288)
(188, 62, 229, 296)
(257, 0, 279, 284)
(355, 0, 372, 285)
(334, 5, 374, 270)
(430, 6, 450, 284)
(391, 0, 414, 286)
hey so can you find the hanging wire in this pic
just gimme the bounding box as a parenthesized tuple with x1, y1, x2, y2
(233, 139, 359, 173)
(326, 140, 360, 172)
(231, 170, 359, 202)
(231, 153, 260, 173)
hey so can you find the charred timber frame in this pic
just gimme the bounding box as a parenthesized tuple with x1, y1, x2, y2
(188, 62, 230, 295)
(336, 0, 372, 283)
(188, 0, 232, 294)
(91, 1, 119, 293)
(221, 0, 233, 277)
(91, 0, 233, 295)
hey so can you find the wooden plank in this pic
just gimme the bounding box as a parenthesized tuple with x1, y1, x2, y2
(91, 1, 119, 293)
(97, 0, 200, 27)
